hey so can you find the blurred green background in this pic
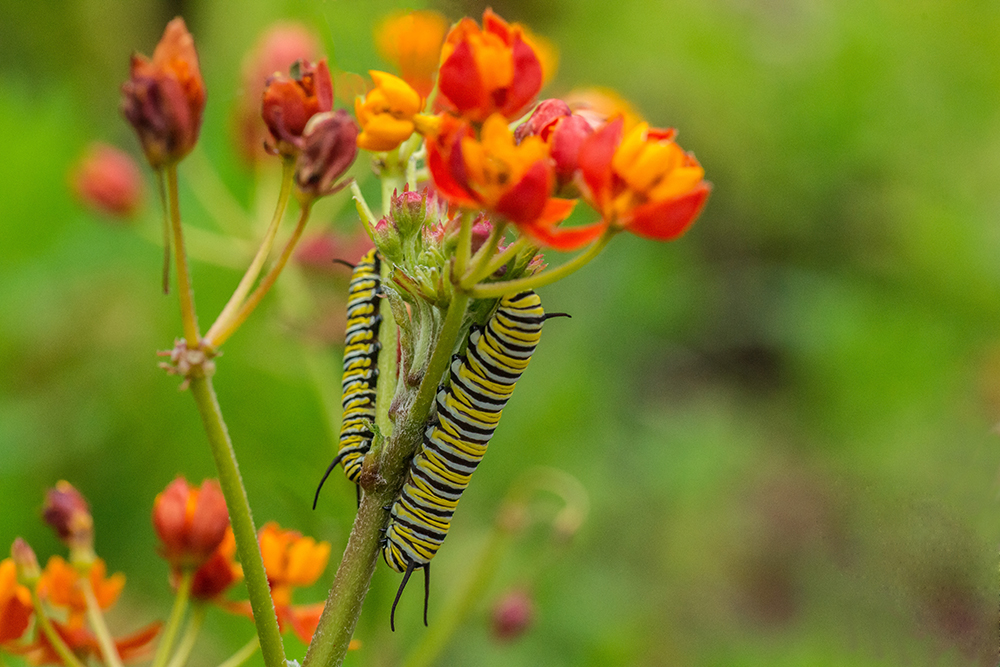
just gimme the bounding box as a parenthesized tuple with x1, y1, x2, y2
(1, 0, 998, 665)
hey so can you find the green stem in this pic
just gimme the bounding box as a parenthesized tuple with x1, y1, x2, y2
(464, 222, 506, 284)
(166, 164, 201, 346)
(403, 528, 509, 667)
(216, 637, 260, 667)
(157, 170, 171, 295)
(204, 158, 295, 345)
(468, 232, 613, 299)
(184, 147, 255, 237)
(206, 201, 314, 348)
(350, 180, 377, 237)
(453, 211, 473, 279)
(82, 567, 123, 667)
(461, 234, 528, 289)
(29, 590, 87, 667)
(150, 569, 193, 667)
(374, 260, 399, 441)
(188, 376, 286, 667)
(303, 291, 472, 667)
(164, 603, 206, 667)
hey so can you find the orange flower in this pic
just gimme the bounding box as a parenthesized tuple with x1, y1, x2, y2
(428, 114, 595, 250)
(70, 143, 145, 219)
(261, 59, 334, 156)
(152, 477, 229, 571)
(234, 22, 321, 162)
(13, 618, 161, 666)
(189, 528, 242, 601)
(577, 118, 710, 241)
(121, 17, 205, 168)
(355, 71, 439, 152)
(36, 556, 125, 626)
(375, 10, 448, 99)
(0, 558, 33, 645)
(437, 9, 544, 123)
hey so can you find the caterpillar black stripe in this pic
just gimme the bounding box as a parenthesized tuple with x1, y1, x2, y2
(313, 248, 382, 510)
(382, 290, 561, 630)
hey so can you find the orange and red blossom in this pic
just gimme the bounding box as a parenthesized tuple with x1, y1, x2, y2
(375, 10, 448, 98)
(355, 71, 438, 152)
(0, 557, 33, 645)
(152, 477, 229, 571)
(190, 528, 242, 601)
(121, 17, 205, 168)
(70, 143, 144, 218)
(235, 23, 321, 162)
(437, 9, 544, 123)
(37, 556, 125, 628)
(428, 114, 597, 250)
(261, 59, 333, 156)
(42, 481, 94, 561)
(578, 118, 710, 241)
(14, 618, 161, 666)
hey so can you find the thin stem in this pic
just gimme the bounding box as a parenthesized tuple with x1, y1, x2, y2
(303, 292, 472, 667)
(150, 569, 193, 667)
(216, 637, 260, 667)
(206, 201, 314, 348)
(468, 232, 613, 299)
(461, 234, 528, 289)
(350, 180, 377, 237)
(82, 575, 124, 667)
(453, 211, 473, 279)
(157, 170, 171, 295)
(184, 147, 255, 237)
(164, 603, 206, 667)
(204, 158, 295, 345)
(29, 589, 87, 667)
(166, 165, 200, 346)
(374, 260, 399, 441)
(464, 221, 506, 283)
(188, 376, 286, 667)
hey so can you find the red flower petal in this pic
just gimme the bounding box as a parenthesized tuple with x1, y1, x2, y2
(577, 117, 624, 204)
(438, 40, 486, 116)
(500, 35, 543, 120)
(625, 183, 710, 241)
(494, 160, 552, 225)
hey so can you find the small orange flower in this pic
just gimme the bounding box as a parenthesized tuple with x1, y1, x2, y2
(375, 10, 448, 99)
(190, 528, 242, 601)
(428, 114, 595, 250)
(578, 118, 710, 241)
(70, 143, 145, 219)
(13, 618, 161, 666)
(437, 9, 544, 123)
(261, 59, 334, 156)
(37, 556, 125, 626)
(355, 71, 438, 152)
(0, 558, 33, 645)
(42, 481, 94, 561)
(152, 477, 229, 571)
(121, 17, 205, 168)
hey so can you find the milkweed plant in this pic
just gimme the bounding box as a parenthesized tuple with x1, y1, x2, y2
(2, 9, 709, 667)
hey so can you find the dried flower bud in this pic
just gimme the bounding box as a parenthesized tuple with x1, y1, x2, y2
(261, 59, 333, 156)
(11, 538, 40, 586)
(42, 481, 94, 563)
(153, 477, 229, 571)
(121, 17, 205, 168)
(295, 110, 358, 198)
(70, 143, 144, 218)
(492, 588, 535, 641)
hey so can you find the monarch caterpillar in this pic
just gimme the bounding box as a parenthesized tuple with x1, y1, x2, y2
(313, 248, 382, 510)
(382, 290, 562, 630)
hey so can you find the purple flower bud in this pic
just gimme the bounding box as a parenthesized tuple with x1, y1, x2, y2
(295, 110, 359, 198)
(492, 588, 535, 641)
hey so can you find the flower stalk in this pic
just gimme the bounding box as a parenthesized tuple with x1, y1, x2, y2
(165, 165, 200, 346)
(29, 588, 87, 667)
(82, 575, 124, 667)
(150, 569, 192, 667)
(164, 603, 206, 667)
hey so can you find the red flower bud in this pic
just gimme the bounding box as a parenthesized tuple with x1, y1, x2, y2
(261, 59, 334, 156)
(189, 528, 241, 600)
(295, 110, 359, 198)
(10, 539, 40, 586)
(152, 478, 229, 571)
(121, 17, 205, 168)
(515, 99, 570, 143)
(492, 588, 535, 641)
(42, 481, 94, 561)
(70, 143, 144, 218)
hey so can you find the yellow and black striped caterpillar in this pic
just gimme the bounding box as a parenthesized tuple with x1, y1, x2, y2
(313, 248, 382, 509)
(382, 290, 556, 630)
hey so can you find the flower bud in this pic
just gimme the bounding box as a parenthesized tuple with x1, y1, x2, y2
(295, 110, 359, 198)
(11, 539, 40, 586)
(153, 477, 230, 571)
(492, 588, 535, 641)
(121, 17, 206, 168)
(70, 143, 144, 218)
(261, 59, 333, 156)
(372, 217, 403, 263)
(42, 481, 94, 563)
(189, 528, 242, 600)
(389, 187, 431, 239)
(514, 99, 570, 143)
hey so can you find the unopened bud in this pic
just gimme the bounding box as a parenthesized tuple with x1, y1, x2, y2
(515, 99, 570, 143)
(492, 588, 535, 641)
(295, 110, 358, 198)
(389, 187, 431, 239)
(261, 59, 334, 156)
(42, 481, 95, 564)
(372, 217, 403, 262)
(153, 478, 230, 571)
(11, 538, 40, 585)
(70, 143, 144, 218)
